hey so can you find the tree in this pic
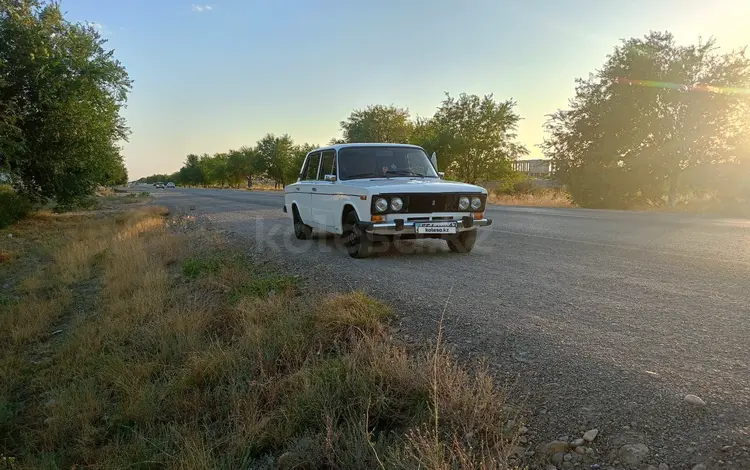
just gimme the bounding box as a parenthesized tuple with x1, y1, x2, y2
(431, 93, 528, 184)
(0, 0, 132, 206)
(339, 105, 414, 143)
(543, 31, 750, 208)
(226, 146, 262, 188)
(178, 154, 203, 186)
(100, 151, 128, 186)
(256, 134, 296, 187)
(286, 143, 317, 183)
(409, 117, 440, 158)
(197, 153, 219, 187)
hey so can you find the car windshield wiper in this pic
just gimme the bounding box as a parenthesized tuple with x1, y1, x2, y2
(345, 172, 378, 179)
(386, 169, 426, 177)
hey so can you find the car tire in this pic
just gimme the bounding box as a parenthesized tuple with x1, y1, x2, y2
(447, 229, 477, 253)
(292, 206, 313, 240)
(342, 211, 371, 258)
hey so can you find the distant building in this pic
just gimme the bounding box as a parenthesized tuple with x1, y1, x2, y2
(511, 159, 555, 177)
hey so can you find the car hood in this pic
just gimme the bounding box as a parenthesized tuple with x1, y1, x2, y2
(345, 178, 487, 194)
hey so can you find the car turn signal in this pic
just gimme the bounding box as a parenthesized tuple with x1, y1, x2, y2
(473, 212, 483, 219)
(371, 215, 384, 222)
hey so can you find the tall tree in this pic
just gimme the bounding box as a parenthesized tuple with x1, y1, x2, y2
(226, 146, 262, 188)
(409, 117, 440, 160)
(256, 134, 296, 187)
(287, 143, 317, 183)
(0, 0, 132, 205)
(543, 31, 750, 208)
(179, 154, 203, 186)
(198, 153, 218, 186)
(431, 93, 527, 184)
(339, 105, 414, 143)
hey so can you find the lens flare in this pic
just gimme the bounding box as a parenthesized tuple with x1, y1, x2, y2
(616, 77, 750, 95)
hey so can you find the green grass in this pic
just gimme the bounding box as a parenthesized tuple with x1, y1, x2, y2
(181, 256, 222, 278)
(229, 273, 298, 300)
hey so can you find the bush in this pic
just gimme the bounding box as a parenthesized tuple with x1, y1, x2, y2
(493, 172, 537, 196)
(0, 191, 32, 228)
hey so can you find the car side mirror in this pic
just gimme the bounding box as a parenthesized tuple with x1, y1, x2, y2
(438, 172, 445, 179)
(324, 174, 337, 182)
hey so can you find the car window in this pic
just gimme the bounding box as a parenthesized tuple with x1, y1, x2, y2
(303, 152, 321, 180)
(406, 152, 431, 175)
(319, 150, 336, 180)
(338, 146, 438, 180)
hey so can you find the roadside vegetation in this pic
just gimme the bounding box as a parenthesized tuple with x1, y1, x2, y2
(0, 204, 526, 469)
(0, 0, 131, 209)
(544, 32, 750, 211)
(488, 189, 574, 209)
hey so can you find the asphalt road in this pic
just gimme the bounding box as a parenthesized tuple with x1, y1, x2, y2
(151, 186, 750, 469)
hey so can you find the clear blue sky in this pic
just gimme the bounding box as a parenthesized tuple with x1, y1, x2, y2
(60, 0, 749, 179)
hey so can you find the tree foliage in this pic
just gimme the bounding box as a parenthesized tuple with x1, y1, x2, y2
(339, 105, 414, 144)
(543, 31, 750, 208)
(334, 96, 527, 184)
(430, 93, 528, 184)
(0, 0, 132, 205)
(145, 137, 317, 189)
(255, 134, 298, 187)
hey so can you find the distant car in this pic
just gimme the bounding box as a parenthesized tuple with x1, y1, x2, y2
(166, 182, 176, 188)
(154, 182, 164, 189)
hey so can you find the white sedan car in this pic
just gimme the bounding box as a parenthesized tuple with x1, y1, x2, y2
(284, 143, 492, 258)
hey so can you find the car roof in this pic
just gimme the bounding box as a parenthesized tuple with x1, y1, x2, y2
(311, 143, 424, 153)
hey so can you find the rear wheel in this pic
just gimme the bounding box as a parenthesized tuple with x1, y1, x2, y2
(292, 206, 312, 240)
(447, 229, 477, 253)
(342, 211, 371, 258)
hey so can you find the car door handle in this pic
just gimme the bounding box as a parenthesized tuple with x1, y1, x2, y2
(312, 188, 317, 192)
(295, 187, 300, 191)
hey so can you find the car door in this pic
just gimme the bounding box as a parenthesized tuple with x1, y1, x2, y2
(294, 151, 321, 227)
(311, 149, 337, 229)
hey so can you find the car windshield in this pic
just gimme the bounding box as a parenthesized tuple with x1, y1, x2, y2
(338, 146, 438, 180)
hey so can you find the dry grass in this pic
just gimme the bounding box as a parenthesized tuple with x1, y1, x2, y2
(247, 182, 283, 191)
(0, 206, 524, 469)
(488, 189, 575, 208)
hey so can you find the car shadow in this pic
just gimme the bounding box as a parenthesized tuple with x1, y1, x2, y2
(309, 230, 462, 259)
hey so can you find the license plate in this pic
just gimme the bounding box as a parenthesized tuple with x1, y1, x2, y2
(415, 222, 458, 234)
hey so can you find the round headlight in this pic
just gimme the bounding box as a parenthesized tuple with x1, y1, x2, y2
(375, 197, 389, 213)
(390, 197, 404, 212)
(471, 197, 482, 210)
(458, 196, 470, 210)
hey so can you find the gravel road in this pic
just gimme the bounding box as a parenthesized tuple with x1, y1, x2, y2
(153, 187, 750, 470)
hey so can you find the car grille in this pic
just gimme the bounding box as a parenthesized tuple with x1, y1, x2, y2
(406, 194, 457, 213)
(371, 193, 486, 214)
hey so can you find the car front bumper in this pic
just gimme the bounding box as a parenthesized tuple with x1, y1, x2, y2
(359, 217, 492, 236)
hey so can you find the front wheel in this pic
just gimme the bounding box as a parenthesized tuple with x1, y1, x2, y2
(292, 206, 313, 240)
(342, 211, 371, 258)
(447, 229, 477, 253)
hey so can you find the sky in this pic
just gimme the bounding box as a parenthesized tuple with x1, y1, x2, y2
(60, 0, 750, 179)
